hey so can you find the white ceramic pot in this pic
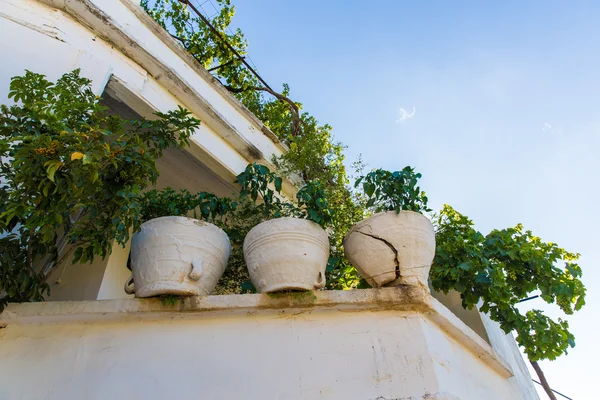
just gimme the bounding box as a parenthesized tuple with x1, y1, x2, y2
(243, 217, 329, 293)
(126, 216, 230, 297)
(343, 210, 435, 289)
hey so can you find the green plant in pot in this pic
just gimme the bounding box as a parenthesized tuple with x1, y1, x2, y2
(344, 167, 434, 289)
(126, 188, 234, 297)
(238, 163, 333, 293)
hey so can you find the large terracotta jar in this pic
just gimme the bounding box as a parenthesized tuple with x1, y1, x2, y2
(344, 211, 435, 289)
(243, 217, 329, 293)
(126, 216, 230, 297)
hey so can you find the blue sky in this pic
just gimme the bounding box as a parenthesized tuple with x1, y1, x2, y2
(227, 1, 599, 398)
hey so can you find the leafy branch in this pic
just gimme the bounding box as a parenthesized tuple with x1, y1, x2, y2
(139, 188, 236, 225)
(356, 167, 431, 214)
(430, 205, 585, 398)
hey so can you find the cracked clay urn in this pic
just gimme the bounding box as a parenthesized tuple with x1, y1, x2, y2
(243, 217, 329, 293)
(343, 211, 435, 289)
(125, 216, 230, 297)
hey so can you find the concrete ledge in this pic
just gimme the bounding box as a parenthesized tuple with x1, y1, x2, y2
(1, 286, 430, 323)
(1, 287, 513, 379)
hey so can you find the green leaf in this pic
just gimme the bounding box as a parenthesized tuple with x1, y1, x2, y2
(356, 279, 372, 289)
(566, 263, 582, 278)
(240, 280, 256, 293)
(475, 273, 491, 284)
(458, 261, 472, 271)
(274, 177, 282, 193)
(326, 256, 340, 272)
(72, 247, 83, 264)
(42, 182, 53, 197)
(308, 209, 320, 222)
(45, 162, 60, 182)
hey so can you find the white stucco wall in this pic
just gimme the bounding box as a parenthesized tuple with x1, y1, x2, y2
(479, 313, 540, 400)
(0, 288, 537, 400)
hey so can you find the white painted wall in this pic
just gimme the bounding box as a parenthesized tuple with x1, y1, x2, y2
(430, 290, 489, 343)
(0, 289, 537, 400)
(429, 292, 539, 399)
(43, 246, 112, 301)
(480, 313, 540, 400)
(96, 239, 133, 300)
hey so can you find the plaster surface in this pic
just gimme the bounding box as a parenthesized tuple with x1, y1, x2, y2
(0, 288, 538, 400)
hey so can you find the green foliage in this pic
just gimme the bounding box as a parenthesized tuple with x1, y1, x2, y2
(270, 108, 363, 287)
(356, 167, 431, 214)
(235, 163, 333, 229)
(236, 163, 285, 218)
(213, 197, 265, 295)
(0, 70, 200, 310)
(296, 181, 333, 229)
(141, 0, 255, 98)
(139, 187, 235, 224)
(430, 205, 586, 361)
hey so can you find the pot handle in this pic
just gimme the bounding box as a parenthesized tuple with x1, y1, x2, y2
(124, 273, 135, 295)
(314, 271, 326, 290)
(188, 258, 203, 281)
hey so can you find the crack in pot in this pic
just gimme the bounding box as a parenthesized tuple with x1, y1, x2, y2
(355, 230, 401, 280)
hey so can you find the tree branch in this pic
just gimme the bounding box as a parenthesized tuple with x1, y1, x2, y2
(531, 360, 557, 400)
(25, 236, 35, 274)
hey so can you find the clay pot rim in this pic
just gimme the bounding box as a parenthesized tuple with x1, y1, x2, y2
(344, 210, 431, 244)
(243, 217, 329, 253)
(246, 216, 326, 235)
(140, 215, 229, 239)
